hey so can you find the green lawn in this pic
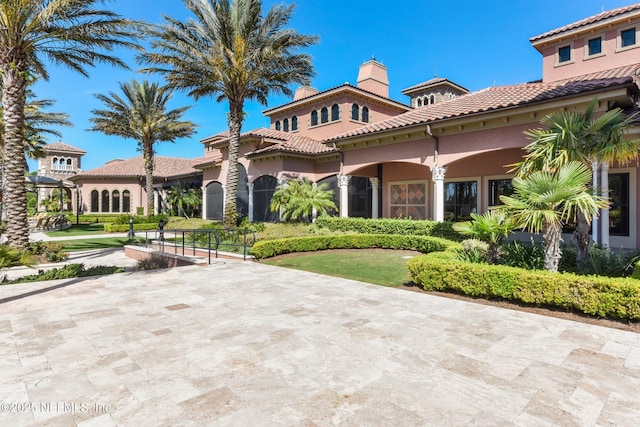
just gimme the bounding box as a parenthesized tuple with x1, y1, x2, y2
(263, 249, 419, 287)
(45, 223, 107, 237)
(59, 237, 140, 252)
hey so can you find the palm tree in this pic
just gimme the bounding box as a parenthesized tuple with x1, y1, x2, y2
(167, 183, 202, 218)
(515, 98, 639, 264)
(90, 80, 196, 215)
(140, 0, 317, 227)
(499, 162, 606, 272)
(270, 178, 336, 222)
(452, 210, 517, 264)
(0, 0, 138, 247)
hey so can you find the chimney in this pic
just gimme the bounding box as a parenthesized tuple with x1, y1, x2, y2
(357, 57, 389, 98)
(294, 85, 319, 100)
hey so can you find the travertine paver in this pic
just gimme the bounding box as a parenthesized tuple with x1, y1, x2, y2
(1, 259, 640, 426)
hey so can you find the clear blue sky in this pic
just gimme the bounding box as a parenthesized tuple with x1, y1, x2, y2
(29, 0, 637, 172)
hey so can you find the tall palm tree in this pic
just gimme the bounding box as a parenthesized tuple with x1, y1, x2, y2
(270, 178, 336, 222)
(515, 98, 639, 264)
(499, 162, 606, 272)
(140, 0, 317, 227)
(167, 183, 202, 218)
(0, 0, 138, 247)
(90, 80, 196, 215)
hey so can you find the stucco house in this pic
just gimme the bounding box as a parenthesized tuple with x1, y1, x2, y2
(72, 4, 640, 247)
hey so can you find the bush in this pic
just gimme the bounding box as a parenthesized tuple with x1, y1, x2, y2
(314, 217, 462, 241)
(408, 253, 640, 320)
(500, 239, 545, 270)
(28, 241, 69, 262)
(103, 222, 160, 232)
(251, 234, 457, 259)
(455, 239, 489, 264)
(138, 254, 169, 271)
(8, 263, 124, 283)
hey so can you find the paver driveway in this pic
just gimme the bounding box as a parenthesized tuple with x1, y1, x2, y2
(1, 260, 639, 426)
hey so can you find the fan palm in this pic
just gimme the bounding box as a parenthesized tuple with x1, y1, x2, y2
(452, 210, 517, 264)
(499, 161, 606, 272)
(167, 183, 202, 218)
(89, 80, 196, 215)
(270, 178, 336, 222)
(515, 97, 639, 264)
(0, 0, 138, 247)
(140, 0, 317, 227)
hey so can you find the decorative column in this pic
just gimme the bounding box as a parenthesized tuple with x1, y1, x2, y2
(248, 182, 254, 223)
(311, 182, 318, 222)
(339, 174, 351, 218)
(592, 160, 599, 245)
(278, 178, 288, 221)
(153, 189, 159, 216)
(431, 166, 447, 222)
(601, 162, 610, 248)
(201, 185, 207, 220)
(369, 177, 379, 219)
(161, 189, 168, 214)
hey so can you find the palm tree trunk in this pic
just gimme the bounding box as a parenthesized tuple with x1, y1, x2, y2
(543, 221, 563, 272)
(1, 66, 29, 247)
(143, 141, 154, 216)
(574, 210, 591, 269)
(223, 101, 244, 228)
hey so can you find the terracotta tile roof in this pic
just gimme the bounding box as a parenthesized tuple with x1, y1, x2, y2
(192, 153, 222, 169)
(401, 77, 469, 95)
(327, 64, 640, 142)
(531, 3, 640, 42)
(72, 156, 201, 179)
(45, 142, 86, 154)
(262, 83, 411, 114)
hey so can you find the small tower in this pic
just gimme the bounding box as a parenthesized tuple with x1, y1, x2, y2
(357, 57, 389, 98)
(402, 77, 469, 108)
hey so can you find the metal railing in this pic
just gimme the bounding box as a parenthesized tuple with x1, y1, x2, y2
(133, 228, 256, 263)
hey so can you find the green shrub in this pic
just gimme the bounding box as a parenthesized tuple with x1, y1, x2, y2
(103, 222, 160, 232)
(408, 253, 640, 320)
(136, 207, 144, 216)
(8, 263, 125, 283)
(632, 261, 640, 280)
(138, 254, 170, 271)
(251, 234, 457, 259)
(500, 239, 545, 270)
(314, 217, 462, 241)
(28, 241, 69, 263)
(0, 244, 36, 269)
(455, 239, 489, 264)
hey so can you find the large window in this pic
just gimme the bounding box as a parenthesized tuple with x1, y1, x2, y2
(351, 104, 359, 120)
(621, 27, 636, 48)
(349, 176, 371, 218)
(389, 181, 427, 219)
(122, 190, 131, 213)
(445, 181, 477, 221)
(310, 110, 318, 126)
(253, 175, 278, 222)
(361, 106, 369, 123)
(609, 173, 629, 236)
(112, 190, 120, 212)
(90, 190, 99, 212)
(320, 107, 328, 123)
(101, 190, 109, 212)
(205, 182, 223, 220)
(488, 179, 513, 206)
(331, 104, 339, 121)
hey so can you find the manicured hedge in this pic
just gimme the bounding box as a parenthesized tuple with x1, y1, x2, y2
(315, 217, 462, 241)
(407, 252, 640, 320)
(251, 234, 457, 259)
(103, 223, 160, 232)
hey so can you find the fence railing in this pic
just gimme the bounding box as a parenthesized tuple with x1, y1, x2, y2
(132, 228, 256, 263)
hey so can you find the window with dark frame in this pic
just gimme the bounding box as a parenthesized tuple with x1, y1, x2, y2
(558, 45, 571, 62)
(488, 179, 513, 206)
(310, 110, 318, 126)
(351, 104, 359, 120)
(331, 104, 339, 121)
(275, 120, 281, 131)
(609, 173, 630, 236)
(362, 106, 369, 123)
(320, 107, 328, 123)
(283, 118, 289, 132)
(444, 181, 477, 222)
(621, 27, 636, 47)
(292, 116, 298, 131)
(588, 37, 602, 55)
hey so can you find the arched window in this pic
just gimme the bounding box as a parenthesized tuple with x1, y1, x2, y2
(417, 98, 423, 107)
(90, 190, 99, 212)
(66, 159, 72, 170)
(205, 182, 224, 220)
(252, 175, 279, 222)
(320, 107, 328, 123)
(362, 106, 369, 123)
(351, 104, 359, 120)
(430, 95, 435, 104)
(291, 116, 298, 131)
(283, 118, 289, 132)
(236, 163, 249, 220)
(275, 120, 281, 131)
(101, 190, 109, 212)
(122, 190, 131, 213)
(112, 190, 120, 212)
(310, 110, 318, 126)
(52, 157, 58, 170)
(331, 104, 339, 121)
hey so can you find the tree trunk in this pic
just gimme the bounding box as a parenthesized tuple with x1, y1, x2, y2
(143, 141, 154, 216)
(543, 221, 563, 272)
(1, 65, 29, 247)
(574, 210, 591, 269)
(223, 100, 244, 228)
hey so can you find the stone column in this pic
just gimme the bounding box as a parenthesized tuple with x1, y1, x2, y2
(311, 182, 318, 222)
(153, 189, 159, 216)
(339, 174, 351, 218)
(431, 166, 447, 222)
(201, 185, 207, 220)
(369, 177, 379, 219)
(592, 160, 599, 245)
(601, 162, 610, 248)
(248, 182, 254, 223)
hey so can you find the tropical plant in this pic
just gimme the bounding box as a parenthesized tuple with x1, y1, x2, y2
(40, 188, 71, 212)
(0, 0, 138, 248)
(140, 0, 317, 227)
(90, 80, 196, 216)
(515, 97, 640, 265)
(452, 209, 516, 263)
(270, 178, 337, 222)
(166, 183, 202, 218)
(498, 161, 607, 272)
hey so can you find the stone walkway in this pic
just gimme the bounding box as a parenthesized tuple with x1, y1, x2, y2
(1, 258, 639, 426)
